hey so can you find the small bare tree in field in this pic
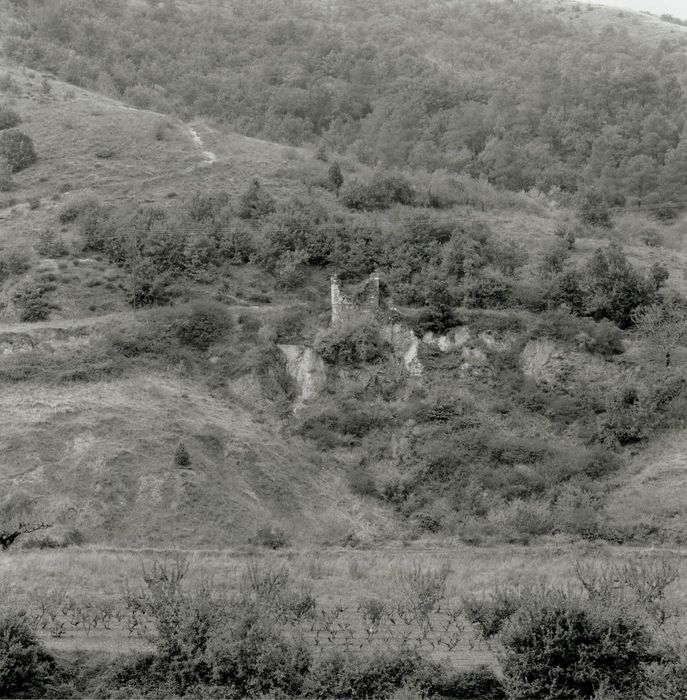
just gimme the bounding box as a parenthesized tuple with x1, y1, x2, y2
(0, 491, 52, 550)
(633, 299, 687, 367)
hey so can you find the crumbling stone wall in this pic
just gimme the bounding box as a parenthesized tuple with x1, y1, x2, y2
(330, 273, 380, 327)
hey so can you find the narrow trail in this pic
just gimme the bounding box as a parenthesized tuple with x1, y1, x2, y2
(115, 100, 217, 166)
(187, 123, 217, 165)
(0, 301, 286, 336)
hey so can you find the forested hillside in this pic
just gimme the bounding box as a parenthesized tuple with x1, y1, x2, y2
(3, 0, 687, 549)
(3, 0, 687, 211)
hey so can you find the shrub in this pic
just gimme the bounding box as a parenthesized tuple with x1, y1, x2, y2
(0, 129, 36, 172)
(328, 161, 344, 195)
(425, 666, 505, 700)
(303, 649, 425, 699)
(644, 662, 687, 700)
(500, 594, 655, 699)
(86, 652, 161, 699)
(0, 611, 57, 698)
(531, 311, 624, 357)
(237, 178, 276, 219)
(153, 119, 172, 141)
(274, 249, 309, 289)
(341, 172, 414, 211)
(554, 222, 576, 250)
(461, 271, 513, 309)
(174, 442, 190, 466)
(0, 105, 20, 130)
(35, 229, 68, 258)
(0, 246, 31, 279)
(128, 558, 221, 694)
(215, 220, 255, 263)
(315, 321, 390, 365)
(462, 588, 523, 638)
(206, 608, 311, 697)
(13, 282, 54, 322)
(348, 467, 378, 497)
(174, 301, 233, 351)
(579, 188, 612, 228)
(0, 158, 12, 192)
(253, 525, 289, 549)
(58, 194, 102, 224)
(185, 190, 230, 222)
(582, 243, 664, 328)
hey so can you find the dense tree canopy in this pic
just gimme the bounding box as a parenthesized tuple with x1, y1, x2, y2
(4, 0, 687, 207)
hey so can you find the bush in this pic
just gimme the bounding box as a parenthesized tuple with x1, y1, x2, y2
(206, 608, 311, 697)
(58, 194, 102, 224)
(579, 188, 612, 228)
(303, 650, 425, 699)
(0, 611, 57, 698)
(500, 594, 655, 699)
(341, 172, 414, 211)
(0, 105, 20, 130)
(554, 222, 576, 250)
(237, 178, 276, 219)
(348, 467, 378, 497)
(0, 158, 12, 192)
(253, 525, 289, 549)
(315, 321, 390, 365)
(531, 311, 624, 357)
(35, 229, 68, 258)
(0, 129, 36, 172)
(13, 282, 54, 322)
(328, 161, 344, 195)
(174, 442, 190, 466)
(0, 246, 31, 279)
(425, 666, 505, 700)
(463, 588, 523, 638)
(461, 271, 513, 309)
(174, 301, 233, 351)
(274, 249, 309, 289)
(583, 243, 664, 328)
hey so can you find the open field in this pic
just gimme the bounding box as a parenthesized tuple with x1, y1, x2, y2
(3, 542, 687, 669)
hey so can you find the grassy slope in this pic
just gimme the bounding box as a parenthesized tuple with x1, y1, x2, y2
(0, 55, 328, 247)
(0, 57, 392, 546)
(604, 428, 687, 542)
(0, 369, 394, 546)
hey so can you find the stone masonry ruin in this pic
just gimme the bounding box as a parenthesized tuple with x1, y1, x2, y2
(330, 273, 381, 327)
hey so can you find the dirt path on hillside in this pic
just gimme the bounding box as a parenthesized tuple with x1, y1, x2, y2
(116, 100, 217, 166)
(187, 123, 217, 165)
(0, 311, 128, 335)
(0, 299, 284, 335)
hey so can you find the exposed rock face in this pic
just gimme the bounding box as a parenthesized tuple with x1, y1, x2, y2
(278, 344, 326, 408)
(382, 323, 423, 376)
(521, 339, 573, 386)
(382, 323, 497, 375)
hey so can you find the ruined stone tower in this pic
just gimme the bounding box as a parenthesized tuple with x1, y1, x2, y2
(330, 273, 380, 327)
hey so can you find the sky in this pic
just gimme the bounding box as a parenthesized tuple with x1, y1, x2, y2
(586, 0, 687, 20)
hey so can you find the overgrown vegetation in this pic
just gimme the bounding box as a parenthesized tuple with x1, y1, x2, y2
(0, 129, 36, 172)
